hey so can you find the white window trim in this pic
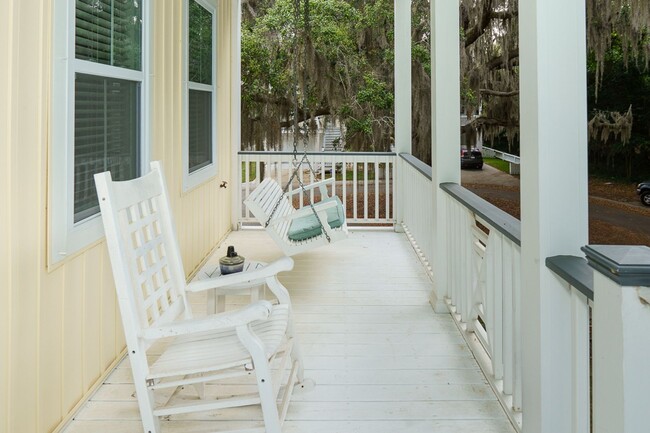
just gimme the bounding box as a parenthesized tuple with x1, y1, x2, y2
(49, 0, 151, 266)
(182, 0, 218, 192)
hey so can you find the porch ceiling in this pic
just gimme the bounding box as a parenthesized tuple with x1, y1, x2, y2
(61, 230, 515, 433)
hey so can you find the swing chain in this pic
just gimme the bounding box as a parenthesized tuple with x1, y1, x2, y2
(263, 0, 330, 243)
(293, 0, 329, 243)
(291, 0, 300, 164)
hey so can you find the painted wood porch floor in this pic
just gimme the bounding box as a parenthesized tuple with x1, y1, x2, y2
(62, 230, 516, 433)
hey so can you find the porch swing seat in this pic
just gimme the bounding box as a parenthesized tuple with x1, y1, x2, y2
(245, 177, 349, 256)
(287, 196, 345, 241)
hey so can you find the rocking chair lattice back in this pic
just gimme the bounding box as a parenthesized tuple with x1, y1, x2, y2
(95, 161, 303, 433)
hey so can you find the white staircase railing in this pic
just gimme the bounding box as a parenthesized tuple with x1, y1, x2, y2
(238, 151, 396, 226)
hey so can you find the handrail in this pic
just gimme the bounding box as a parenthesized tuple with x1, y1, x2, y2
(239, 150, 396, 157)
(399, 153, 432, 180)
(440, 182, 521, 246)
(546, 255, 594, 300)
(237, 152, 396, 225)
(399, 154, 521, 246)
(398, 154, 434, 275)
(482, 146, 521, 165)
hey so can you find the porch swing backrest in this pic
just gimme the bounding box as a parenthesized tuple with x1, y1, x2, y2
(248, 178, 295, 238)
(96, 164, 189, 339)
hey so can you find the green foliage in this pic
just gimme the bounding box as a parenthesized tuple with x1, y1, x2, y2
(241, 0, 396, 152)
(588, 35, 650, 180)
(411, 43, 430, 75)
(357, 75, 393, 110)
(339, 104, 353, 117)
(460, 77, 477, 113)
(347, 117, 373, 135)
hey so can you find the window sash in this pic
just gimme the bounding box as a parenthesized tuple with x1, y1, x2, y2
(73, 73, 141, 222)
(188, 0, 213, 85)
(183, 0, 217, 191)
(71, 1, 146, 225)
(75, 0, 143, 71)
(49, 0, 150, 266)
(188, 88, 213, 173)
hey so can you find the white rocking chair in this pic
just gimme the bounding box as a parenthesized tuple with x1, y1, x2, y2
(95, 161, 303, 433)
(244, 177, 348, 256)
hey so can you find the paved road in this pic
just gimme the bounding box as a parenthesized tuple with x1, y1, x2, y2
(461, 165, 650, 241)
(461, 164, 520, 188)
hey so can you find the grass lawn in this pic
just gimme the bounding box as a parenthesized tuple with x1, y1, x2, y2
(335, 168, 376, 181)
(242, 162, 257, 182)
(483, 157, 510, 173)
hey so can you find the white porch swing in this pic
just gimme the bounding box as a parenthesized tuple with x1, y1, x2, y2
(244, 0, 348, 256)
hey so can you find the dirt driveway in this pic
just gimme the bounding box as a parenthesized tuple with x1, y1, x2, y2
(461, 165, 650, 246)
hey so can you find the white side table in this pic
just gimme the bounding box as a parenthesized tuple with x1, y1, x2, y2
(198, 260, 268, 314)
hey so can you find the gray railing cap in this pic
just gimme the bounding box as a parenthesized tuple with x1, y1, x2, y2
(581, 245, 650, 286)
(546, 255, 594, 300)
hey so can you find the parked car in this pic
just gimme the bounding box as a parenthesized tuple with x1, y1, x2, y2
(461, 149, 483, 169)
(637, 180, 650, 206)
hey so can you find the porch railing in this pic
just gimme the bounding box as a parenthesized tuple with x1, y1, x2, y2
(398, 154, 434, 273)
(549, 246, 650, 433)
(481, 146, 520, 175)
(399, 152, 650, 433)
(440, 182, 523, 429)
(545, 255, 592, 433)
(237, 151, 396, 226)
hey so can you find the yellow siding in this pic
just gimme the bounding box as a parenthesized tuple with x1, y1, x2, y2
(1, 1, 236, 432)
(0, 3, 13, 433)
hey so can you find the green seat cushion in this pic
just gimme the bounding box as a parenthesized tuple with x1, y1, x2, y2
(287, 197, 345, 242)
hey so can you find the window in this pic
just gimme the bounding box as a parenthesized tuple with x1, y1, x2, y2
(50, 0, 149, 265)
(183, 0, 218, 191)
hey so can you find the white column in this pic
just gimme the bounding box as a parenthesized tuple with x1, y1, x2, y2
(519, 0, 588, 430)
(429, 0, 460, 313)
(231, 0, 242, 231)
(393, 0, 411, 231)
(394, 0, 411, 155)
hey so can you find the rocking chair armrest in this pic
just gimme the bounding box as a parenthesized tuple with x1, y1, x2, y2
(140, 300, 273, 340)
(269, 200, 339, 226)
(288, 178, 334, 195)
(186, 257, 295, 293)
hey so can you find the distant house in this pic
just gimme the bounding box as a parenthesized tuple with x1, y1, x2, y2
(460, 113, 482, 151)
